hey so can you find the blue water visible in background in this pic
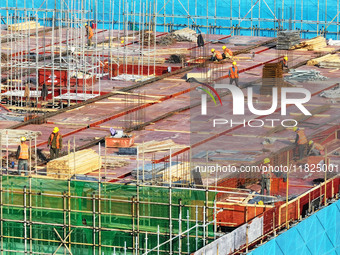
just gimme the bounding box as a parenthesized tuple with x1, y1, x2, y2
(1, 0, 340, 39)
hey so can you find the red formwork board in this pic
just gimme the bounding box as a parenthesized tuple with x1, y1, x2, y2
(105, 136, 135, 148)
(38, 68, 96, 87)
(105, 63, 182, 77)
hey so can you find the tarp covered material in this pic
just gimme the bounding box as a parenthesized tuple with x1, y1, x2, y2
(193, 216, 263, 255)
(249, 200, 340, 255)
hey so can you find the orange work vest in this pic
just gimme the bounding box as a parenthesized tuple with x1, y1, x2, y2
(224, 48, 233, 56)
(297, 130, 307, 145)
(229, 66, 239, 79)
(214, 50, 223, 60)
(88, 27, 94, 39)
(19, 143, 29, 160)
(314, 143, 324, 151)
(49, 133, 61, 149)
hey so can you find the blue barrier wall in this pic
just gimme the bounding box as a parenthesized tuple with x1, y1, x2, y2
(249, 200, 340, 255)
(1, 0, 340, 39)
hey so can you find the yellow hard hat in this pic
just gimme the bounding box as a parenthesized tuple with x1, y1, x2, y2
(293, 127, 299, 132)
(309, 140, 314, 145)
(211, 48, 215, 52)
(258, 200, 264, 205)
(232, 61, 237, 65)
(84, 23, 88, 27)
(222, 46, 226, 50)
(53, 127, 59, 133)
(264, 158, 270, 164)
(284, 56, 288, 60)
(21, 137, 26, 142)
(121, 40, 124, 44)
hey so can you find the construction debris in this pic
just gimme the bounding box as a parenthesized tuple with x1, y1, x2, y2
(1, 53, 8, 62)
(8, 21, 42, 31)
(290, 36, 327, 51)
(320, 86, 340, 98)
(139, 30, 155, 45)
(307, 54, 340, 66)
(167, 54, 186, 63)
(157, 34, 177, 46)
(47, 149, 101, 179)
(284, 69, 328, 82)
(156, 28, 196, 45)
(172, 27, 197, 42)
(276, 30, 300, 50)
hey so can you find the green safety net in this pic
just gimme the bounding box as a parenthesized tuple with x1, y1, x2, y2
(0, 175, 216, 254)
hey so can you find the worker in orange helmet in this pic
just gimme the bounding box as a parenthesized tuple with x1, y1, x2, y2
(222, 46, 233, 59)
(307, 140, 325, 156)
(16, 137, 29, 176)
(293, 127, 307, 160)
(85, 23, 94, 48)
(229, 61, 239, 87)
(210, 48, 223, 62)
(48, 127, 63, 160)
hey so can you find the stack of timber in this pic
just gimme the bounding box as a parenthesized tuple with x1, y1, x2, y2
(290, 36, 328, 51)
(103, 157, 129, 169)
(8, 21, 42, 31)
(47, 149, 101, 179)
(138, 139, 187, 153)
(109, 56, 165, 64)
(143, 48, 189, 56)
(261, 62, 285, 95)
(307, 54, 340, 66)
(276, 30, 300, 50)
(159, 162, 191, 183)
(0, 129, 41, 145)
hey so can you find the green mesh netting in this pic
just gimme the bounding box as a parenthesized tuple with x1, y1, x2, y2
(0, 176, 216, 254)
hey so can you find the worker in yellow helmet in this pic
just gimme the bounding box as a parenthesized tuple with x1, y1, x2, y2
(307, 140, 325, 156)
(229, 61, 239, 87)
(281, 56, 288, 69)
(261, 158, 271, 195)
(48, 127, 63, 160)
(210, 48, 223, 62)
(222, 45, 233, 59)
(293, 127, 307, 160)
(16, 137, 29, 176)
(85, 23, 94, 48)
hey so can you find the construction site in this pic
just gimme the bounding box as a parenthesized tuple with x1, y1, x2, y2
(0, 0, 339, 254)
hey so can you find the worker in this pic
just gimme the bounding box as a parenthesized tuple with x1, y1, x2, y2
(85, 23, 94, 47)
(293, 127, 308, 160)
(222, 46, 233, 59)
(48, 127, 63, 160)
(210, 48, 223, 62)
(229, 61, 239, 87)
(16, 137, 29, 176)
(308, 140, 325, 156)
(261, 158, 271, 195)
(281, 56, 288, 69)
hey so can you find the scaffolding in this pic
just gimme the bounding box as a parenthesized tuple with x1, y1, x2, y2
(0, 174, 218, 254)
(1, 0, 339, 115)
